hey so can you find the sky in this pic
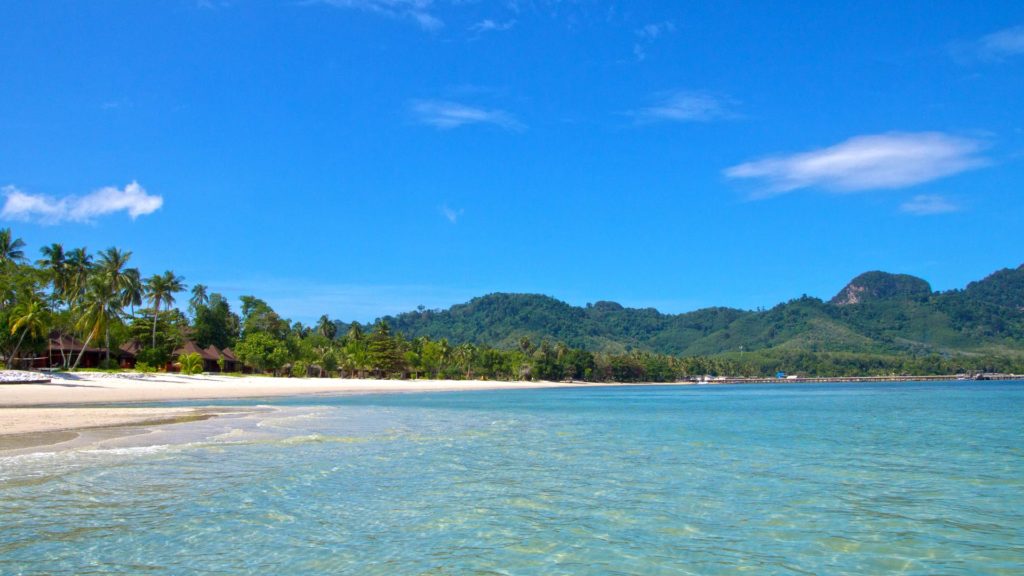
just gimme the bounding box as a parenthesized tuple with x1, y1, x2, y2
(1, 1, 1023, 323)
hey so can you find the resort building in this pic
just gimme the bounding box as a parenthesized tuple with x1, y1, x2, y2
(169, 341, 243, 373)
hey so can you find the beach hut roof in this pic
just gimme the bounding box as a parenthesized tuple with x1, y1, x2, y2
(172, 340, 217, 360)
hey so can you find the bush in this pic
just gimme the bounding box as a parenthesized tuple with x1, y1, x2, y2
(135, 361, 157, 374)
(98, 358, 120, 370)
(135, 347, 168, 368)
(177, 352, 204, 375)
(290, 361, 309, 378)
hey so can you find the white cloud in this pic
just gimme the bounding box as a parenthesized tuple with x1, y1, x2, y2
(411, 99, 524, 130)
(1, 181, 164, 224)
(633, 21, 675, 61)
(470, 19, 516, 33)
(900, 194, 960, 216)
(978, 25, 1024, 60)
(313, 0, 442, 30)
(633, 90, 736, 123)
(724, 132, 986, 198)
(440, 205, 464, 223)
(636, 21, 675, 40)
(951, 25, 1024, 63)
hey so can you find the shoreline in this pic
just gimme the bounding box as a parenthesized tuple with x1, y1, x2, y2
(2, 372, 1020, 443)
(0, 373, 656, 441)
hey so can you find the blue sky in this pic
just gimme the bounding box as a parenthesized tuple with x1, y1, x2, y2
(2, 1, 1022, 323)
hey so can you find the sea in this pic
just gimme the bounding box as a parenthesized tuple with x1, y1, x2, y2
(1, 381, 1022, 575)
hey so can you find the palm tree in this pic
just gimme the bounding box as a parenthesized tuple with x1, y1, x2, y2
(454, 342, 477, 379)
(71, 277, 120, 370)
(37, 243, 68, 299)
(8, 299, 49, 368)
(145, 271, 185, 349)
(189, 284, 209, 314)
(316, 315, 337, 340)
(97, 248, 134, 362)
(65, 247, 94, 307)
(0, 228, 26, 264)
(121, 268, 143, 315)
(346, 321, 363, 343)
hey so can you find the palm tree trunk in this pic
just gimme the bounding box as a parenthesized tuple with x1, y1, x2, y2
(72, 330, 96, 370)
(151, 303, 160, 349)
(7, 329, 28, 369)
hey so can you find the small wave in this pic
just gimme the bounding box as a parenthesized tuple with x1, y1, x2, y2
(80, 444, 175, 456)
(277, 433, 369, 445)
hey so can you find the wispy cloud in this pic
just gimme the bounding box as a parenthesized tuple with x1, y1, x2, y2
(976, 25, 1024, 60)
(951, 24, 1024, 63)
(469, 19, 516, 33)
(1, 181, 164, 224)
(633, 20, 675, 61)
(637, 21, 675, 40)
(440, 204, 464, 223)
(411, 99, 524, 130)
(312, 0, 442, 30)
(632, 90, 737, 123)
(900, 194, 960, 216)
(724, 132, 986, 199)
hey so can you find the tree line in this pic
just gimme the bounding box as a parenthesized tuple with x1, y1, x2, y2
(3, 228, 1022, 380)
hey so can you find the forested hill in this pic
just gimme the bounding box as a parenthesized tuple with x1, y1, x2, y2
(379, 265, 1024, 357)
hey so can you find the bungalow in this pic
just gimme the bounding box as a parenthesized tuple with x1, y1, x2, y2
(216, 346, 243, 373)
(32, 334, 106, 369)
(118, 340, 142, 369)
(170, 341, 243, 373)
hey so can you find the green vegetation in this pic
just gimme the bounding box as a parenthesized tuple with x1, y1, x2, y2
(177, 352, 204, 375)
(2, 227, 1022, 380)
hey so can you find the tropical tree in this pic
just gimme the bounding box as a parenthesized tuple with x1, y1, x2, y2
(235, 331, 289, 375)
(368, 320, 403, 377)
(177, 352, 203, 375)
(121, 268, 143, 315)
(97, 247, 137, 362)
(37, 243, 68, 299)
(65, 247, 93, 303)
(192, 293, 240, 349)
(145, 271, 185, 349)
(189, 284, 209, 315)
(8, 298, 49, 368)
(316, 314, 337, 340)
(453, 342, 477, 379)
(0, 228, 26, 264)
(72, 277, 121, 369)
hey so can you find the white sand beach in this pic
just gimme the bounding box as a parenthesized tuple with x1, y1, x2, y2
(0, 372, 642, 436)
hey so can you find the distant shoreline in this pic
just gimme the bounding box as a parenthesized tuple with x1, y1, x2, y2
(689, 373, 1024, 385)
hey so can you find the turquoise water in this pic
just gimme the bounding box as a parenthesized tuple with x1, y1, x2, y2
(2, 382, 1023, 574)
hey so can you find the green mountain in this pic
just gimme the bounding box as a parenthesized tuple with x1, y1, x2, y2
(380, 264, 1024, 357)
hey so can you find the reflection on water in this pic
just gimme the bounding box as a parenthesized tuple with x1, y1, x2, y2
(1, 382, 1023, 574)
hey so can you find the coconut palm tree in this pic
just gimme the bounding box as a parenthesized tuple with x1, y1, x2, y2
(0, 228, 26, 264)
(121, 268, 143, 315)
(189, 284, 209, 314)
(316, 314, 337, 340)
(8, 298, 49, 368)
(454, 342, 477, 379)
(145, 271, 185, 349)
(438, 338, 451, 375)
(71, 277, 120, 370)
(97, 248, 135, 362)
(65, 247, 93, 308)
(37, 243, 68, 298)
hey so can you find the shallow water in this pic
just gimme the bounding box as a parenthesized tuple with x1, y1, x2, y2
(2, 382, 1022, 574)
